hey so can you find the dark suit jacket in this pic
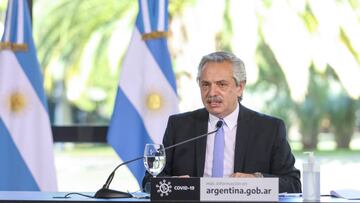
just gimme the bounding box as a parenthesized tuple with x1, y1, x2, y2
(143, 104, 301, 193)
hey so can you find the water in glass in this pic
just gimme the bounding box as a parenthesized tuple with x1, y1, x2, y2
(143, 144, 166, 177)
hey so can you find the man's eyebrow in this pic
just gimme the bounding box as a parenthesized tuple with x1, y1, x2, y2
(201, 79, 229, 83)
(215, 80, 228, 83)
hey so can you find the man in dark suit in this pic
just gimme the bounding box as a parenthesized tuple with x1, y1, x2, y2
(143, 51, 301, 193)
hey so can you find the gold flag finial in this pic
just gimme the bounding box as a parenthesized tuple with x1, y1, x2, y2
(142, 31, 168, 41)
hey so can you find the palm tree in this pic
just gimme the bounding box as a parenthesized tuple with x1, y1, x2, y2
(248, 40, 294, 133)
(295, 66, 329, 149)
(251, 0, 360, 149)
(33, 0, 137, 123)
(32, 0, 360, 148)
(326, 68, 359, 149)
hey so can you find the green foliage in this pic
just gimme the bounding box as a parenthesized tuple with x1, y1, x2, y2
(34, 0, 137, 121)
(28, 0, 360, 149)
(0, 0, 8, 24)
(326, 67, 359, 148)
(168, 0, 196, 18)
(349, 0, 360, 8)
(339, 28, 360, 63)
(300, 4, 318, 33)
(251, 40, 293, 131)
(37, 0, 136, 70)
(261, 0, 273, 9)
(216, 0, 232, 52)
(295, 65, 329, 149)
(255, 41, 289, 89)
(254, 0, 360, 149)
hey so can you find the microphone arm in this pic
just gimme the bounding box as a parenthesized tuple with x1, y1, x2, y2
(94, 120, 224, 198)
(164, 120, 223, 151)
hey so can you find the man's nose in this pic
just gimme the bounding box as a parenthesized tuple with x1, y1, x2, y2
(208, 84, 218, 96)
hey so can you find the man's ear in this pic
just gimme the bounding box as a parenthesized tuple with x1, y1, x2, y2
(237, 81, 246, 97)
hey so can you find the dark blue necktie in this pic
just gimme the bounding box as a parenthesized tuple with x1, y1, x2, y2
(212, 120, 224, 177)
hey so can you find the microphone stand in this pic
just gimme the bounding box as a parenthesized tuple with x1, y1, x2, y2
(94, 156, 144, 198)
(94, 120, 224, 198)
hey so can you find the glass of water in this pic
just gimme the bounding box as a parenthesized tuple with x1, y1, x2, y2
(143, 143, 166, 177)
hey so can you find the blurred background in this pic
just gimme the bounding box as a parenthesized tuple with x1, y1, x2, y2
(1, 0, 360, 194)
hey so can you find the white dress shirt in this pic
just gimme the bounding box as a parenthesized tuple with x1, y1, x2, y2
(203, 103, 239, 177)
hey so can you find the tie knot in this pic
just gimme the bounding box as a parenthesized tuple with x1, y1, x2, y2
(219, 119, 226, 128)
(216, 119, 224, 129)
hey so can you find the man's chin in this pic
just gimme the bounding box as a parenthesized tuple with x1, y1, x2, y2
(206, 107, 223, 117)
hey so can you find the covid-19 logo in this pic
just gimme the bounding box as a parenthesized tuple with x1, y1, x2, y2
(156, 179, 172, 197)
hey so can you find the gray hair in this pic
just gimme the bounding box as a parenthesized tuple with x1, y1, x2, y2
(197, 51, 246, 101)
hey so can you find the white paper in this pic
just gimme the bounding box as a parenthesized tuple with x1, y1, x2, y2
(330, 189, 360, 200)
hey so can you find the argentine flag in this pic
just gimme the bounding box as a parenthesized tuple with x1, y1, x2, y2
(107, 0, 178, 186)
(0, 0, 57, 191)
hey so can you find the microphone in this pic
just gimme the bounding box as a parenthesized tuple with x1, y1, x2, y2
(94, 120, 224, 198)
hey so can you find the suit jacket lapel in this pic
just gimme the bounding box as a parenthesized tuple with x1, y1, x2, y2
(234, 104, 252, 172)
(195, 109, 209, 176)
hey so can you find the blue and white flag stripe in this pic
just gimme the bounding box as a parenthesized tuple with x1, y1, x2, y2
(118, 28, 178, 144)
(0, 119, 39, 190)
(108, 0, 178, 185)
(139, 0, 176, 91)
(139, 0, 168, 33)
(1, 0, 47, 109)
(0, 0, 57, 191)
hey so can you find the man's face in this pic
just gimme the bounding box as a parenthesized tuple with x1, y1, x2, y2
(199, 61, 245, 118)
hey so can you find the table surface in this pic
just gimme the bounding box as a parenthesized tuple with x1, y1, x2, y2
(0, 191, 359, 202)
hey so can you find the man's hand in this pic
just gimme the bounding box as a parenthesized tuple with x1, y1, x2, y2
(229, 172, 256, 178)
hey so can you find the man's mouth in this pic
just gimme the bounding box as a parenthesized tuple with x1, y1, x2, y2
(208, 101, 221, 108)
(206, 98, 222, 107)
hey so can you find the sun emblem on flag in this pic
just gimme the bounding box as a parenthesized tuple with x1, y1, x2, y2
(8, 91, 27, 113)
(146, 92, 162, 110)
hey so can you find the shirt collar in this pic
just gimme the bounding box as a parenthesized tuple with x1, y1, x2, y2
(209, 103, 239, 130)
